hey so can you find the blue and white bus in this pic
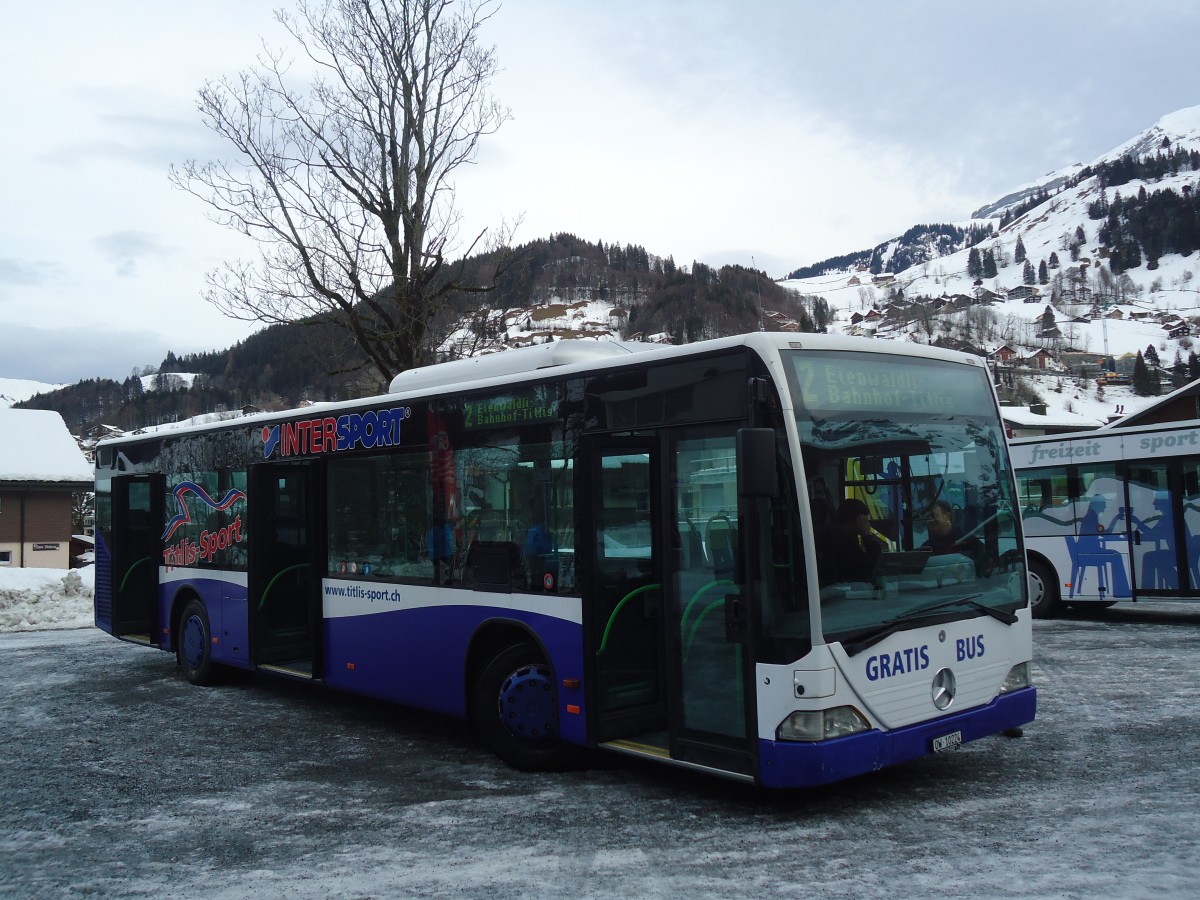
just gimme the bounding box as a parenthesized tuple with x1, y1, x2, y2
(1011, 420, 1200, 617)
(94, 332, 1035, 787)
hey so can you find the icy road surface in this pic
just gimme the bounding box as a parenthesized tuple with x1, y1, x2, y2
(2, 605, 1198, 898)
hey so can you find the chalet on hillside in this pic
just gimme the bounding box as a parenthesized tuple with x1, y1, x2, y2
(1022, 348, 1055, 370)
(1165, 321, 1190, 338)
(989, 344, 1019, 364)
(1007, 285, 1039, 302)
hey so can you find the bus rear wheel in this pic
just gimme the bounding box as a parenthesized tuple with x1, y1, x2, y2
(1028, 559, 1062, 619)
(473, 644, 576, 771)
(177, 598, 216, 685)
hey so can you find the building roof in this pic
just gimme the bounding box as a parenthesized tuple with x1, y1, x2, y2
(0, 409, 93, 486)
(1001, 407, 1105, 430)
(1099, 377, 1200, 430)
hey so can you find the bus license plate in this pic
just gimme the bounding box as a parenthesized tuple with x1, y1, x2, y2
(932, 731, 962, 753)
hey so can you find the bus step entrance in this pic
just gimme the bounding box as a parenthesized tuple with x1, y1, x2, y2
(598, 732, 670, 760)
(258, 659, 318, 680)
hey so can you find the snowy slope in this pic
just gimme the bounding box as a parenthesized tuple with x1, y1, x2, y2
(778, 105, 1200, 425)
(0, 377, 65, 408)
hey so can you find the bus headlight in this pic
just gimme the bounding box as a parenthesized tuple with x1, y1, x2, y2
(1000, 662, 1031, 693)
(776, 706, 870, 742)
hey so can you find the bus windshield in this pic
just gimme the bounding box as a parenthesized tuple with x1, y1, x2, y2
(783, 350, 1026, 648)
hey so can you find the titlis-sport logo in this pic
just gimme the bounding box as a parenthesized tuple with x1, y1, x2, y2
(262, 407, 412, 459)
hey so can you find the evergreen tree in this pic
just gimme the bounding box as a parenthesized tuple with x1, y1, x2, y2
(967, 247, 982, 278)
(1144, 344, 1160, 368)
(1038, 259, 1049, 284)
(1040, 305, 1055, 333)
(1172, 350, 1188, 387)
(981, 249, 997, 279)
(1132, 350, 1160, 396)
(1023, 259, 1036, 285)
(1048, 251, 1060, 269)
(1014, 234, 1026, 263)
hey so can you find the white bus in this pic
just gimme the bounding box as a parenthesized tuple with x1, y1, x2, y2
(95, 332, 1034, 788)
(1011, 420, 1200, 617)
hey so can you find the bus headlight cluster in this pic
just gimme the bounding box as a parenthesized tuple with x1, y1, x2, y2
(1000, 662, 1031, 693)
(776, 706, 870, 742)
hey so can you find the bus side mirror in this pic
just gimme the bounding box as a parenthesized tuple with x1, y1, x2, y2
(737, 428, 779, 498)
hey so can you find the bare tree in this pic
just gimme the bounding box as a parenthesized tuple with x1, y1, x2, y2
(171, 0, 514, 381)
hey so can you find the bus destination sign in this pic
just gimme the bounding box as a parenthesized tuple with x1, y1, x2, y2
(462, 389, 558, 429)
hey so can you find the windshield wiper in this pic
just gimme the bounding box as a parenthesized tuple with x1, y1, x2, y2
(841, 594, 1017, 657)
(904, 594, 1019, 626)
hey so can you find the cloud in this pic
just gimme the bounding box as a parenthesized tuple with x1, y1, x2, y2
(93, 231, 172, 277)
(37, 120, 229, 171)
(0, 259, 58, 287)
(0, 323, 179, 383)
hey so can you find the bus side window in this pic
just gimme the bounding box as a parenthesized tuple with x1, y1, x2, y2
(454, 430, 574, 594)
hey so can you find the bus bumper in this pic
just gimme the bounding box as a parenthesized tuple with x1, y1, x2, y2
(756, 686, 1037, 789)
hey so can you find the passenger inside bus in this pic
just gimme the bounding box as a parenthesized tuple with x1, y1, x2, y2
(921, 499, 988, 569)
(427, 516, 456, 584)
(820, 498, 884, 587)
(522, 521, 556, 591)
(922, 501, 971, 554)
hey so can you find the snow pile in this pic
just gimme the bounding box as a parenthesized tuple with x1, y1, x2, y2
(0, 565, 94, 632)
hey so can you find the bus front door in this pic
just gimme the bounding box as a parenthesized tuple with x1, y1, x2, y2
(668, 430, 755, 777)
(249, 462, 322, 678)
(585, 432, 756, 776)
(110, 474, 163, 645)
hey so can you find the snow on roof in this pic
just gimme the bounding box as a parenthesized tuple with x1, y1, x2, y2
(1000, 406, 1105, 429)
(0, 409, 93, 485)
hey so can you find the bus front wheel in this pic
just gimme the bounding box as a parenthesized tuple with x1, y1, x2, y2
(177, 598, 216, 685)
(1028, 559, 1062, 619)
(472, 644, 576, 771)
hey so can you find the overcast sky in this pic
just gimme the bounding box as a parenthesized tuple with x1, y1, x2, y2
(2, 0, 1198, 384)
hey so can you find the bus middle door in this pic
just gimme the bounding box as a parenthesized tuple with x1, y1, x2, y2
(249, 461, 323, 677)
(110, 473, 164, 645)
(585, 438, 667, 745)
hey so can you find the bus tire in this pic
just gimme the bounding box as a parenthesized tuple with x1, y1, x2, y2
(1028, 559, 1062, 619)
(473, 643, 576, 771)
(177, 598, 216, 686)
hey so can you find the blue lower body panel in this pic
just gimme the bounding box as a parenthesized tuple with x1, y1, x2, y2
(757, 687, 1037, 789)
(322, 606, 588, 746)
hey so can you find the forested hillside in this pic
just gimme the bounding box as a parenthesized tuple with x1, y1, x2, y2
(17, 234, 826, 431)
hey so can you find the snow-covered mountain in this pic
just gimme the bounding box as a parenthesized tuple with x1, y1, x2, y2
(778, 104, 1200, 427)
